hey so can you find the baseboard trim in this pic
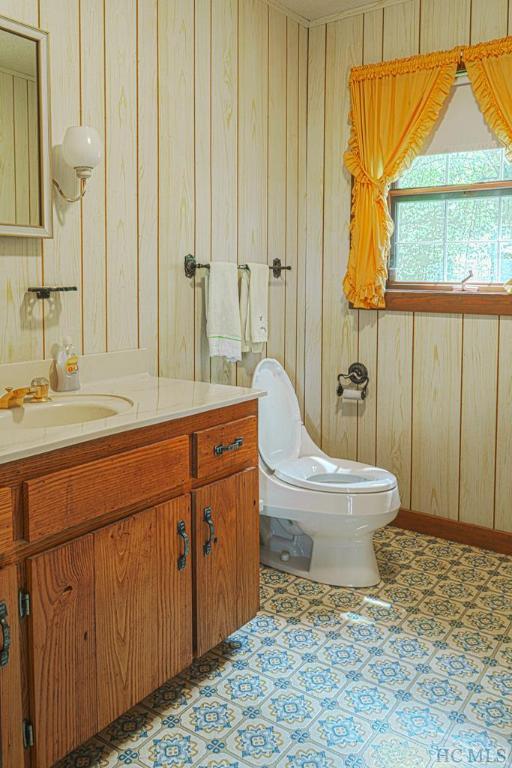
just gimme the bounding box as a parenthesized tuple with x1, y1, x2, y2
(393, 508, 512, 556)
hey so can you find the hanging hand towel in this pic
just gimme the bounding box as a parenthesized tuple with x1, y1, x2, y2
(205, 262, 242, 362)
(240, 262, 269, 354)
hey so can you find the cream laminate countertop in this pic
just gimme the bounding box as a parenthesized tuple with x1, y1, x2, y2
(0, 373, 264, 465)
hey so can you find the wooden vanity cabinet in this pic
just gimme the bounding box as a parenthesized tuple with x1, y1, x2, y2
(0, 399, 259, 768)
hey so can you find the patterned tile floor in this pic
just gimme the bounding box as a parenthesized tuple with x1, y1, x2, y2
(56, 526, 512, 768)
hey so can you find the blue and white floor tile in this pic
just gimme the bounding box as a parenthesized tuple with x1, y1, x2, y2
(55, 526, 512, 768)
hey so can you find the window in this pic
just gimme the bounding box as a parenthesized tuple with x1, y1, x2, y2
(388, 76, 512, 291)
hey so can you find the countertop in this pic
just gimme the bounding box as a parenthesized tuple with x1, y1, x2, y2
(0, 373, 264, 465)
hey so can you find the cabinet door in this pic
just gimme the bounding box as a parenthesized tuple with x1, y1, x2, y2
(236, 467, 260, 627)
(193, 468, 259, 657)
(95, 496, 193, 729)
(27, 495, 193, 767)
(27, 534, 98, 768)
(0, 565, 25, 768)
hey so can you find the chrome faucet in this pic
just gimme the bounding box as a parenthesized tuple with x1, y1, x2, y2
(0, 377, 50, 409)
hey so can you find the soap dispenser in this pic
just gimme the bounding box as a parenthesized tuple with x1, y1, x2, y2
(52, 336, 80, 392)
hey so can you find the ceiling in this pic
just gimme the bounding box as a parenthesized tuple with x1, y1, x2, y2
(0, 29, 37, 78)
(280, 0, 378, 21)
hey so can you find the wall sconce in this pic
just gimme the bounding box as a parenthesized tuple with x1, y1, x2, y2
(52, 126, 102, 203)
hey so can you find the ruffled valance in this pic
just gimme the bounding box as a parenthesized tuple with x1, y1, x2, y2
(349, 47, 460, 82)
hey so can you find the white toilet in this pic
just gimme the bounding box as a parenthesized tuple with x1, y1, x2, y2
(252, 358, 400, 588)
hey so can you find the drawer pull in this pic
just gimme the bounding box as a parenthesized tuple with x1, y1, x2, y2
(214, 437, 244, 456)
(0, 601, 11, 668)
(177, 520, 190, 571)
(203, 506, 217, 556)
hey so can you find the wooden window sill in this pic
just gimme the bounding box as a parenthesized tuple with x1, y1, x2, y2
(381, 289, 512, 316)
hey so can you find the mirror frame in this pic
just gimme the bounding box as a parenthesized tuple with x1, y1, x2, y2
(0, 15, 52, 238)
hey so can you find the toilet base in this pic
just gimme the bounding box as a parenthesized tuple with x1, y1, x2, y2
(261, 533, 381, 588)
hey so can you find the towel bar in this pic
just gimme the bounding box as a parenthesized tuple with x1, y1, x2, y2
(184, 254, 292, 279)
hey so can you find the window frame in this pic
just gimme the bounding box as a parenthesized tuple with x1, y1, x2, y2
(383, 175, 512, 315)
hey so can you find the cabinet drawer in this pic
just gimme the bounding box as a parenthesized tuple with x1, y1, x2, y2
(193, 416, 257, 479)
(24, 436, 189, 543)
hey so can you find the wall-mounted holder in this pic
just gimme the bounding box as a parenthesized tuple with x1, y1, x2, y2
(184, 254, 292, 279)
(337, 362, 369, 400)
(28, 286, 78, 300)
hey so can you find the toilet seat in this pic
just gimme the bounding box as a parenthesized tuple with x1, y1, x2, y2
(252, 358, 396, 496)
(274, 455, 397, 494)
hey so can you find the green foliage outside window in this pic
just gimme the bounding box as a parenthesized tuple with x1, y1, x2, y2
(392, 148, 512, 283)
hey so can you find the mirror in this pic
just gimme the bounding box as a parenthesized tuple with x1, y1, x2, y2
(0, 16, 51, 237)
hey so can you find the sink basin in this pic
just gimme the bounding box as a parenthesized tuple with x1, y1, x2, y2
(0, 394, 133, 429)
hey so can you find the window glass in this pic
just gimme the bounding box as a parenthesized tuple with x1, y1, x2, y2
(391, 148, 512, 283)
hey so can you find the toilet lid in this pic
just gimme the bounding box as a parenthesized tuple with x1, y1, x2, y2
(252, 358, 302, 470)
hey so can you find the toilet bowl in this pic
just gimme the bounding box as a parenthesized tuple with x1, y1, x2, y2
(252, 358, 400, 587)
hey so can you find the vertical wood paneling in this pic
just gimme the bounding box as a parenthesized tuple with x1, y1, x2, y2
(420, 0, 470, 52)
(377, 312, 413, 507)
(13, 78, 30, 224)
(267, 7, 287, 364)
(471, 0, 508, 43)
(80, 0, 106, 355)
(138, 0, 158, 374)
(304, 24, 325, 445)
(194, 0, 211, 383)
(158, 0, 195, 378)
(295, 22, 308, 416)
(382, 0, 419, 59)
(459, 316, 498, 526)
(412, 313, 462, 519)
(105, 0, 138, 352)
(362, 9, 382, 63)
(321, 17, 362, 459)
(27, 80, 39, 225)
(0, 73, 15, 224)
(376, 0, 418, 507)
(357, 8, 382, 466)
(495, 317, 512, 532)
(237, 0, 268, 387)
(210, 0, 238, 386)
(40, 0, 82, 354)
(284, 18, 299, 389)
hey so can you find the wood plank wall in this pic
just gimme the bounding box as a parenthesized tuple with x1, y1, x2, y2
(0, 0, 307, 402)
(1, 0, 510, 537)
(306, 0, 512, 534)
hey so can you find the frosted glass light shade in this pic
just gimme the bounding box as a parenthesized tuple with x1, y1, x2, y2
(62, 126, 102, 173)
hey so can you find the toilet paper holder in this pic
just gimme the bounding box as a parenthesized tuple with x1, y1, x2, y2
(337, 362, 369, 400)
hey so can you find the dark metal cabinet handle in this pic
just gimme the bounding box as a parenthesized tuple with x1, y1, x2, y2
(177, 520, 190, 571)
(203, 506, 217, 556)
(214, 436, 244, 456)
(0, 601, 11, 668)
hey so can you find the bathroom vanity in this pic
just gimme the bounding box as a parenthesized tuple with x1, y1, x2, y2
(0, 374, 261, 767)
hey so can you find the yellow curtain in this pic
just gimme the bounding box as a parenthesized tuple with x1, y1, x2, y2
(465, 38, 512, 161)
(344, 51, 458, 309)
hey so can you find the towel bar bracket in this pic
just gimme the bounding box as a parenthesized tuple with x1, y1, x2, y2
(184, 254, 291, 279)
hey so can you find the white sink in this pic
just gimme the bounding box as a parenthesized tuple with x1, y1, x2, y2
(0, 394, 133, 429)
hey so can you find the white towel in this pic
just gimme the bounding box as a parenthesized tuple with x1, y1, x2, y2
(205, 262, 242, 362)
(240, 262, 269, 354)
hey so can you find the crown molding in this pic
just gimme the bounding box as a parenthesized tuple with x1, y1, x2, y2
(265, 0, 411, 28)
(265, 0, 310, 26)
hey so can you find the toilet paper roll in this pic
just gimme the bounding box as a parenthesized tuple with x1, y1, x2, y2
(342, 388, 363, 401)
